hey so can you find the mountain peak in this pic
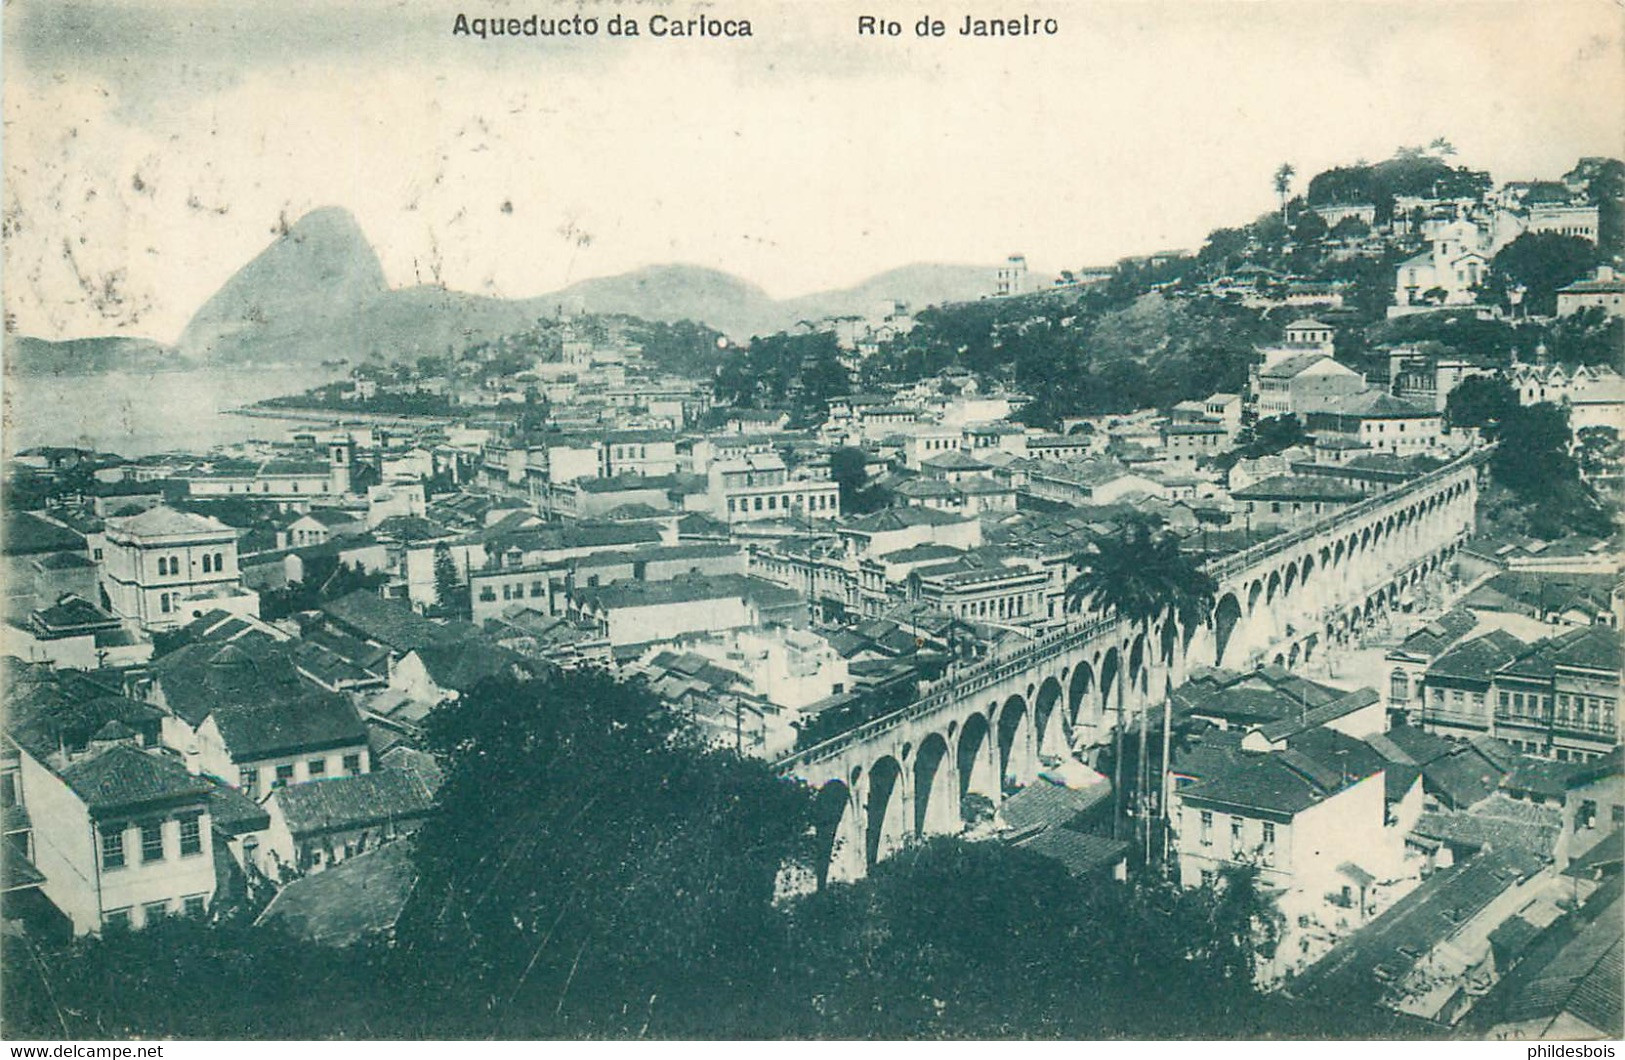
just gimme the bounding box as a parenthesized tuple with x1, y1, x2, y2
(178, 206, 388, 360)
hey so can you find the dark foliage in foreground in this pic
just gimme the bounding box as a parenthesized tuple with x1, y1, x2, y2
(1, 670, 1435, 1040)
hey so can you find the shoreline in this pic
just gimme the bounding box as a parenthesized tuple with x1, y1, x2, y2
(225, 405, 459, 428)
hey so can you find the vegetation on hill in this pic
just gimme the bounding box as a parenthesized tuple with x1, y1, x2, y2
(1305, 149, 1492, 222)
(3, 335, 182, 377)
(714, 330, 852, 426)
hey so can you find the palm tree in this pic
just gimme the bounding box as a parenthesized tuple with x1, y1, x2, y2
(1066, 521, 1217, 852)
(1273, 163, 1296, 223)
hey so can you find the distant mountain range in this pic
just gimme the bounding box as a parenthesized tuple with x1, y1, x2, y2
(6, 207, 1005, 375)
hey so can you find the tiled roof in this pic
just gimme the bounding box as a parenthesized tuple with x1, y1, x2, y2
(293, 508, 363, 527)
(213, 692, 367, 762)
(1412, 794, 1563, 857)
(151, 637, 312, 727)
(1231, 475, 1364, 502)
(1012, 827, 1129, 877)
(1178, 753, 1351, 820)
(1496, 889, 1623, 1033)
(34, 551, 95, 570)
(33, 595, 119, 633)
(255, 839, 417, 946)
(5, 670, 164, 762)
(1392, 609, 1479, 660)
(843, 507, 969, 532)
(571, 574, 798, 612)
(1259, 353, 1337, 380)
(106, 505, 233, 538)
(260, 459, 331, 476)
(1320, 391, 1437, 419)
(204, 778, 272, 835)
(1421, 745, 1509, 809)
(1289, 847, 1546, 1009)
(921, 450, 991, 471)
(1427, 629, 1528, 684)
(1000, 778, 1109, 833)
(272, 770, 437, 838)
(58, 745, 213, 815)
(321, 591, 469, 653)
(1377, 724, 1455, 766)
(410, 640, 534, 693)
(2, 512, 84, 555)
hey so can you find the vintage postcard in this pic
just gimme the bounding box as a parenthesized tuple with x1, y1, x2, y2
(2, 0, 1622, 1043)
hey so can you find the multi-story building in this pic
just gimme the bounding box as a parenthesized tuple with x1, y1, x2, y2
(1556, 266, 1625, 319)
(5, 672, 217, 936)
(708, 454, 841, 525)
(1508, 360, 1625, 437)
(1392, 219, 1491, 308)
(1524, 203, 1600, 242)
(1230, 475, 1364, 530)
(566, 574, 804, 647)
(180, 441, 355, 502)
(468, 542, 745, 624)
(1304, 391, 1444, 455)
(1250, 323, 1365, 420)
(1490, 626, 1621, 763)
(1419, 630, 1530, 740)
(99, 506, 252, 630)
(1160, 422, 1228, 465)
(907, 553, 1049, 627)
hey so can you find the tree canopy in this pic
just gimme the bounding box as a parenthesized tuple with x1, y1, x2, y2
(1484, 232, 1599, 316)
(1443, 375, 1518, 432)
(1066, 521, 1217, 633)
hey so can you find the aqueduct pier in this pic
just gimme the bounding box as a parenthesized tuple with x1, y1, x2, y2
(778, 450, 1487, 884)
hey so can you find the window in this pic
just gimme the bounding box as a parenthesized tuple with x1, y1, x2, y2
(274, 764, 295, 789)
(157, 557, 168, 576)
(1230, 818, 1244, 856)
(308, 758, 327, 778)
(101, 825, 127, 870)
(183, 895, 207, 918)
(238, 767, 257, 795)
(159, 593, 171, 614)
(213, 552, 224, 572)
(1261, 822, 1276, 866)
(201, 554, 212, 573)
(103, 908, 131, 931)
(143, 901, 169, 925)
(343, 753, 363, 776)
(179, 814, 202, 857)
(1390, 670, 1409, 703)
(169, 554, 180, 574)
(141, 821, 165, 863)
(1199, 810, 1213, 846)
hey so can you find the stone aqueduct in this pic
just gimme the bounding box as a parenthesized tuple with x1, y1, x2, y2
(778, 452, 1487, 885)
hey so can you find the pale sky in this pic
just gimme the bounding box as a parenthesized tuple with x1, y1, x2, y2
(4, 0, 1622, 342)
